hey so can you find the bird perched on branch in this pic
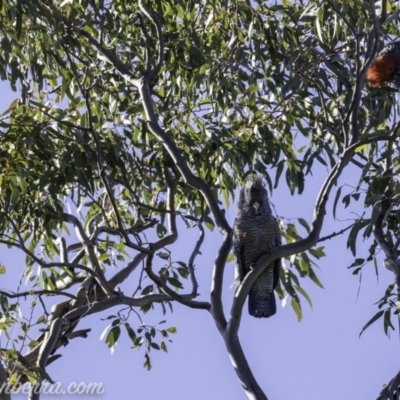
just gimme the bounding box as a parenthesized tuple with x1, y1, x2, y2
(366, 41, 400, 87)
(233, 174, 281, 318)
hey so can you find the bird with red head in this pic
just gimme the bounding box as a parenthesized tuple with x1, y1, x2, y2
(366, 41, 400, 88)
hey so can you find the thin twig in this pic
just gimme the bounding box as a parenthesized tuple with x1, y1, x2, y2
(318, 219, 364, 243)
(188, 222, 205, 297)
(0, 290, 77, 300)
(144, 250, 210, 310)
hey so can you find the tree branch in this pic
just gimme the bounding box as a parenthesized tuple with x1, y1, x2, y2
(108, 168, 178, 289)
(375, 368, 400, 400)
(63, 293, 172, 322)
(36, 318, 62, 377)
(138, 82, 231, 235)
(145, 251, 210, 310)
(187, 221, 205, 297)
(138, 0, 164, 80)
(141, 169, 209, 310)
(62, 213, 112, 297)
(318, 218, 364, 243)
(225, 334, 268, 400)
(343, 0, 380, 145)
(0, 290, 77, 300)
(56, 0, 231, 237)
(210, 234, 232, 332)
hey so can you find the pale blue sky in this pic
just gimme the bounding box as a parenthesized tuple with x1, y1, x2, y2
(0, 81, 398, 400)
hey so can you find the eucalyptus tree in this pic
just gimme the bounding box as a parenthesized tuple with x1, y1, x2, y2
(0, 1, 399, 399)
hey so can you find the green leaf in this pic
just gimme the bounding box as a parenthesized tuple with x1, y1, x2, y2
(315, 8, 324, 43)
(308, 268, 324, 289)
(199, 63, 211, 74)
(151, 342, 160, 350)
(157, 252, 169, 260)
(247, 85, 259, 95)
(226, 253, 235, 264)
(9, 187, 20, 210)
(168, 277, 183, 289)
(299, 256, 309, 274)
(204, 216, 215, 232)
(359, 310, 384, 337)
(106, 326, 121, 348)
(144, 352, 152, 370)
(383, 308, 395, 336)
(309, 247, 325, 259)
(157, 224, 167, 238)
(141, 285, 154, 295)
(160, 341, 168, 352)
(98, 253, 110, 261)
(291, 297, 302, 322)
(297, 218, 310, 233)
(177, 266, 189, 279)
(294, 285, 313, 309)
(333, 186, 342, 220)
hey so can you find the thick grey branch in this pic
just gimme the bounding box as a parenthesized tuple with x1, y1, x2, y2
(375, 368, 400, 400)
(57, 237, 68, 263)
(62, 213, 112, 297)
(29, 323, 62, 400)
(383, 10, 400, 24)
(210, 233, 232, 332)
(225, 335, 268, 400)
(28, 385, 40, 400)
(36, 318, 62, 374)
(138, 0, 164, 80)
(138, 83, 231, 235)
(45, 262, 105, 282)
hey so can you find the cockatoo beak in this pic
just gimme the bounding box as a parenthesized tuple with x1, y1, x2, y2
(252, 201, 260, 214)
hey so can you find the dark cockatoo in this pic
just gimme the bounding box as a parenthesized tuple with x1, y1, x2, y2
(366, 41, 400, 87)
(233, 174, 281, 318)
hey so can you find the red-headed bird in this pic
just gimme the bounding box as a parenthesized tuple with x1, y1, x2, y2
(366, 41, 400, 87)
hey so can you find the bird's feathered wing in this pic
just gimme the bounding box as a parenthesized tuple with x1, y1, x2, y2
(379, 41, 400, 87)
